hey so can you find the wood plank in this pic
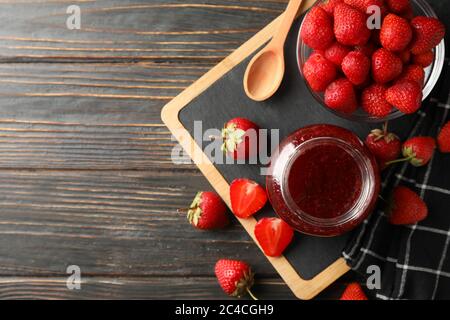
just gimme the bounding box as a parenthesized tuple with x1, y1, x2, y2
(0, 276, 295, 300)
(0, 63, 204, 169)
(160, 0, 350, 300)
(0, 275, 356, 299)
(0, 0, 354, 300)
(0, 169, 282, 277)
(0, 0, 287, 62)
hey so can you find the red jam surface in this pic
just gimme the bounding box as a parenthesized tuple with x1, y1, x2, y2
(266, 124, 380, 237)
(288, 144, 362, 219)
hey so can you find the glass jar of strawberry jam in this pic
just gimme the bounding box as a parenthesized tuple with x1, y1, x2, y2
(266, 124, 380, 237)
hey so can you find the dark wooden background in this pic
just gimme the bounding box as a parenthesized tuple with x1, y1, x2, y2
(0, 0, 356, 299)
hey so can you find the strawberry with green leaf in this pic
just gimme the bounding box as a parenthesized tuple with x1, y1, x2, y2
(187, 191, 229, 230)
(215, 259, 257, 299)
(221, 118, 260, 160)
(386, 136, 436, 167)
(365, 124, 401, 169)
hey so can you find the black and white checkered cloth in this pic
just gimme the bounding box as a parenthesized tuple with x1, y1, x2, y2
(343, 59, 450, 300)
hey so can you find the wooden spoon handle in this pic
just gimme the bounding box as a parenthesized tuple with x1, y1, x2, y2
(271, 0, 304, 49)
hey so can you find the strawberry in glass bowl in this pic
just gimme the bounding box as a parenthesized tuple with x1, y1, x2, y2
(297, 0, 445, 122)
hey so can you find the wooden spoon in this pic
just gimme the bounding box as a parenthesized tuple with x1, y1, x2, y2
(243, 0, 304, 101)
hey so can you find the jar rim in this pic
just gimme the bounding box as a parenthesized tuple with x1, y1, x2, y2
(280, 136, 377, 228)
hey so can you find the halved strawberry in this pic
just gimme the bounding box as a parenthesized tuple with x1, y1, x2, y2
(222, 118, 259, 160)
(230, 179, 267, 218)
(254, 218, 294, 257)
(388, 186, 428, 225)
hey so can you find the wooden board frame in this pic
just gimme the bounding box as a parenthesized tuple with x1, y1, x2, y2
(161, 0, 350, 300)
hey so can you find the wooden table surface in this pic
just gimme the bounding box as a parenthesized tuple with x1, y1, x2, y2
(0, 0, 355, 299)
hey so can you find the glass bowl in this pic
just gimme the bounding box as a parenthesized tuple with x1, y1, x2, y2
(297, 0, 445, 123)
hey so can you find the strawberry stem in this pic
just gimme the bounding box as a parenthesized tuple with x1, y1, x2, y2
(383, 121, 389, 136)
(385, 156, 413, 166)
(246, 287, 258, 301)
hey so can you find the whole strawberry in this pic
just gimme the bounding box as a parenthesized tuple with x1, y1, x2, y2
(372, 48, 403, 84)
(403, 136, 436, 166)
(325, 42, 351, 67)
(388, 186, 428, 225)
(365, 126, 401, 166)
(386, 0, 411, 14)
(343, 0, 385, 14)
(413, 50, 434, 68)
(324, 78, 358, 114)
(437, 121, 450, 153)
(340, 282, 368, 300)
(320, 0, 343, 15)
(410, 16, 445, 55)
(187, 191, 229, 230)
(387, 136, 435, 167)
(301, 6, 335, 50)
(398, 64, 425, 86)
(341, 51, 370, 85)
(385, 80, 422, 114)
(214, 259, 257, 299)
(380, 14, 412, 52)
(303, 52, 337, 92)
(361, 84, 392, 118)
(222, 118, 259, 160)
(334, 3, 371, 46)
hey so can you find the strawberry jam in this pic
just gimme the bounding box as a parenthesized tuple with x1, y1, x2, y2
(266, 124, 380, 237)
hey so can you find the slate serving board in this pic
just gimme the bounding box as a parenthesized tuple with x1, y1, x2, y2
(178, 16, 419, 279)
(162, 3, 426, 298)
